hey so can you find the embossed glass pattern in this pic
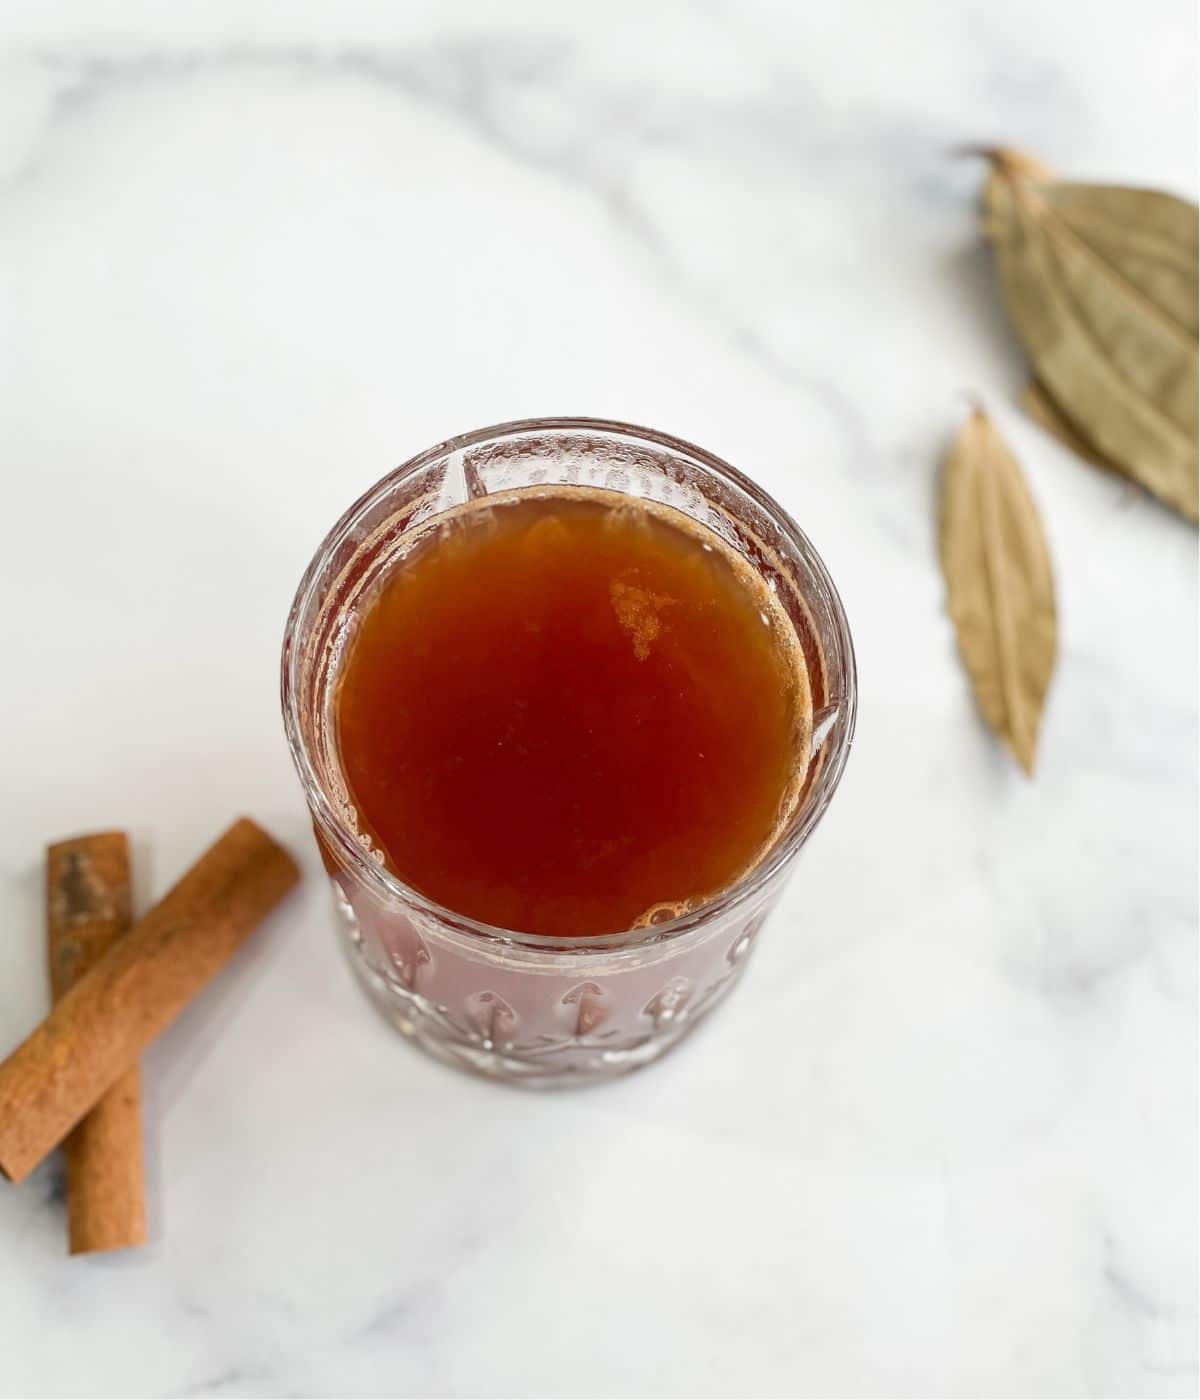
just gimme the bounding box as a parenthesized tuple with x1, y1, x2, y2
(282, 419, 855, 1084)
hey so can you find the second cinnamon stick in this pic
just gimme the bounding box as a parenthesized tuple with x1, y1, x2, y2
(47, 831, 146, 1254)
(0, 817, 299, 1185)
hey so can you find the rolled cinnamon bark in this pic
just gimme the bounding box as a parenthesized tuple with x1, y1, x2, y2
(46, 831, 145, 1254)
(0, 818, 299, 1185)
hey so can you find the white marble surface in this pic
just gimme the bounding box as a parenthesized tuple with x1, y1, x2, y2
(1, 3, 1196, 1396)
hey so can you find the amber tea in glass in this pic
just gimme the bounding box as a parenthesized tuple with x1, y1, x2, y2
(336, 488, 812, 941)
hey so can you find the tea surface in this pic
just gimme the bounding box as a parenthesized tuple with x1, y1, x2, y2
(336, 488, 810, 937)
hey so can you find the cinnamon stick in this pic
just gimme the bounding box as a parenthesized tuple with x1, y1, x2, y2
(0, 818, 299, 1185)
(47, 831, 145, 1254)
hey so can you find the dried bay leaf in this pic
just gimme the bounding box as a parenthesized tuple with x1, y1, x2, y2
(981, 147, 1199, 522)
(1021, 379, 1118, 475)
(940, 407, 1057, 774)
(1040, 184, 1198, 336)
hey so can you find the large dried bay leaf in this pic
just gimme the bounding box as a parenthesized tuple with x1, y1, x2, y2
(1021, 380, 1118, 475)
(940, 407, 1057, 774)
(982, 148, 1199, 522)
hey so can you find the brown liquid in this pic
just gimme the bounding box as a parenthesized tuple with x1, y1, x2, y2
(335, 488, 811, 938)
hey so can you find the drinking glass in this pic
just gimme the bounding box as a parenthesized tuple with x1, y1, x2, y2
(282, 419, 855, 1085)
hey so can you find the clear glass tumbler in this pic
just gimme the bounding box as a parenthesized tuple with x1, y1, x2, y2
(282, 419, 855, 1085)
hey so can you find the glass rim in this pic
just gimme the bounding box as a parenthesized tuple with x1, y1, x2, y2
(281, 416, 857, 955)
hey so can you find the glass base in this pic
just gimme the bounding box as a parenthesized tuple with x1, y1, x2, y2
(338, 914, 745, 1088)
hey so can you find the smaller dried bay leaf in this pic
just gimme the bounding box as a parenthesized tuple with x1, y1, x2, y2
(940, 406, 1057, 774)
